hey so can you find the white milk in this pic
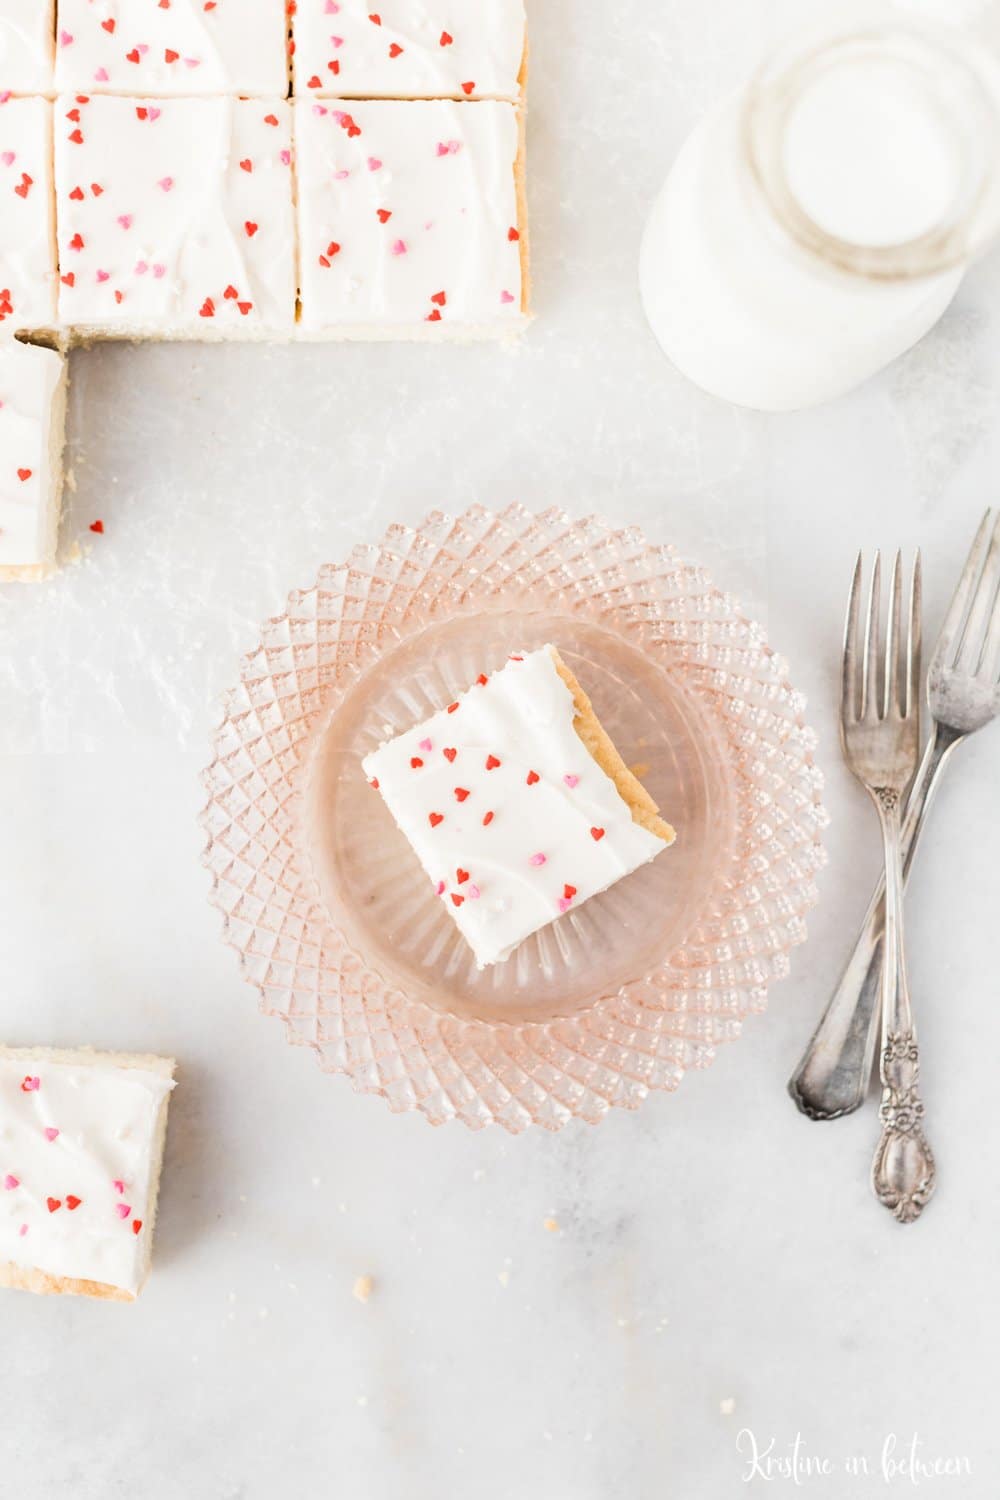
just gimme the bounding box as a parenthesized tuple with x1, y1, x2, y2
(640, 27, 998, 411)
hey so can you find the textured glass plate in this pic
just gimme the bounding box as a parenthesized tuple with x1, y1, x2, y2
(201, 504, 826, 1131)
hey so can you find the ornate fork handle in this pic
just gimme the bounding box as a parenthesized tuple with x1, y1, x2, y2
(871, 1030, 936, 1223)
(788, 723, 960, 1121)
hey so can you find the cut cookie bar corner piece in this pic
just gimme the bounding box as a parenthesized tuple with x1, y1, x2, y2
(292, 0, 526, 101)
(54, 0, 288, 96)
(0, 94, 58, 336)
(295, 98, 528, 339)
(0, 1045, 175, 1300)
(362, 645, 675, 969)
(0, 0, 55, 93)
(54, 93, 296, 339)
(0, 339, 66, 583)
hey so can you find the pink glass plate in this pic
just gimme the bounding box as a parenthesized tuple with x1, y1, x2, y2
(200, 505, 826, 1131)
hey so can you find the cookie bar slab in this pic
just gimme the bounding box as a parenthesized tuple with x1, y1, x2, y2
(0, 339, 66, 582)
(292, 0, 525, 101)
(54, 94, 296, 339)
(0, 1046, 175, 1300)
(295, 98, 526, 338)
(0, 95, 57, 335)
(54, 0, 288, 96)
(0, 0, 55, 92)
(362, 645, 675, 969)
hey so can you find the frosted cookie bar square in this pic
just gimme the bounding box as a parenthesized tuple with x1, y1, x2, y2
(0, 95, 57, 334)
(296, 98, 526, 337)
(362, 646, 675, 969)
(292, 0, 525, 101)
(54, 94, 296, 338)
(0, 340, 66, 582)
(54, 0, 288, 96)
(0, 0, 55, 92)
(0, 1046, 175, 1300)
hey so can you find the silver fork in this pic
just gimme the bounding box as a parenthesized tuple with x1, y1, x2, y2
(841, 551, 934, 1223)
(789, 511, 1000, 1121)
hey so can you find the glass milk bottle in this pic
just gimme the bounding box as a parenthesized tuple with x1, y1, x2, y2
(639, 21, 1000, 411)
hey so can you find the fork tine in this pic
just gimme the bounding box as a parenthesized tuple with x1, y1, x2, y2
(933, 509, 993, 671)
(885, 551, 903, 718)
(842, 551, 863, 724)
(863, 551, 882, 721)
(956, 511, 1000, 676)
(908, 550, 922, 718)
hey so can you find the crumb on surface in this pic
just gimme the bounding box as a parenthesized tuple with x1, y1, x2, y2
(497, 1269, 510, 1287)
(353, 1274, 375, 1303)
(720, 1397, 736, 1416)
(543, 1217, 560, 1233)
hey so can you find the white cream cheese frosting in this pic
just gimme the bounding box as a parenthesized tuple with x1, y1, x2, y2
(293, 0, 525, 100)
(0, 0, 54, 92)
(0, 1053, 174, 1294)
(54, 0, 288, 97)
(362, 646, 668, 968)
(0, 340, 65, 575)
(0, 95, 57, 333)
(296, 97, 523, 330)
(54, 94, 296, 334)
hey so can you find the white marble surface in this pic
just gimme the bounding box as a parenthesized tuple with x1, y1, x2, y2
(2, 0, 1000, 1495)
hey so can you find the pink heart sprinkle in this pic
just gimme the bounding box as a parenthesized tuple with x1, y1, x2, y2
(529, 852, 547, 867)
(94, 67, 109, 81)
(22, 1076, 39, 1091)
(18, 1224, 27, 1237)
(59, 29, 74, 46)
(332, 110, 346, 123)
(435, 880, 445, 895)
(148, 107, 161, 121)
(419, 738, 432, 752)
(158, 176, 174, 191)
(0, 151, 15, 166)
(280, 149, 291, 165)
(391, 238, 407, 256)
(325, 0, 339, 11)
(113, 1179, 125, 1194)
(330, 35, 343, 46)
(152, 263, 166, 277)
(563, 774, 579, 788)
(468, 884, 481, 900)
(3, 1174, 19, 1191)
(117, 213, 132, 229)
(115, 1202, 132, 1220)
(436, 139, 461, 156)
(367, 157, 382, 171)
(138, 43, 149, 54)
(558, 897, 572, 913)
(500, 290, 515, 304)
(44, 1127, 60, 1141)
(95, 269, 109, 282)
(184, 56, 200, 67)
(0, 92, 11, 104)
(333, 168, 349, 179)
(135, 260, 148, 274)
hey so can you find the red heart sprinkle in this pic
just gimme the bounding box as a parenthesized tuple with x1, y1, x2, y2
(223, 284, 238, 299)
(476, 674, 488, 686)
(451, 893, 464, 906)
(239, 158, 252, 172)
(264, 114, 279, 126)
(563, 885, 577, 899)
(461, 80, 475, 94)
(126, 47, 140, 62)
(237, 301, 252, 315)
(410, 757, 423, 769)
(307, 74, 321, 87)
(430, 290, 446, 306)
(61, 271, 74, 286)
(482, 811, 494, 826)
(443, 747, 457, 762)
(454, 787, 470, 802)
(590, 827, 605, 841)
(46, 1197, 61, 1213)
(69, 185, 84, 200)
(165, 47, 179, 61)
(369, 11, 381, 22)
(388, 41, 403, 56)
(456, 868, 469, 884)
(132, 1219, 142, 1235)
(526, 770, 540, 785)
(440, 29, 452, 45)
(244, 221, 258, 237)
(16, 468, 31, 482)
(447, 702, 459, 713)
(508, 227, 520, 241)
(66, 1195, 82, 1210)
(101, 16, 115, 30)
(199, 297, 214, 317)
(485, 755, 500, 770)
(68, 128, 83, 143)
(90, 182, 102, 195)
(89, 519, 104, 533)
(428, 812, 443, 827)
(425, 309, 441, 322)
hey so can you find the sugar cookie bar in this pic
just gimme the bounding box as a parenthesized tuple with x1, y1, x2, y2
(296, 98, 527, 337)
(0, 340, 66, 582)
(362, 646, 675, 969)
(54, 0, 288, 96)
(292, 0, 525, 101)
(0, 1046, 175, 1300)
(54, 94, 296, 338)
(0, 95, 57, 335)
(0, 0, 55, 92)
